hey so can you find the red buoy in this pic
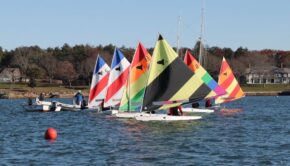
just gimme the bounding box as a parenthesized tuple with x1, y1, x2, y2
(45, 128, 57, 140)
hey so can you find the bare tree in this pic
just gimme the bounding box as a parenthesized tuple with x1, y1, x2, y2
(10, 47, 33, 81)
(79, 54, 96, 84)
(39, 52, 57, 84)
(56, 61, 78, 87)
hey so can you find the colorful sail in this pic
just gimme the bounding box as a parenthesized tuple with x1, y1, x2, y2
(88, 55, 110, 108)
(215, 57, 245, 104)
(184, 50, 226, 99)
(104, 48, 130, 107)
(142, 35, 212, 112)
(119, 42, 151, 112)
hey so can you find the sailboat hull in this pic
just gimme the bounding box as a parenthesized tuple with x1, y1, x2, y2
(114, 112, 148, 118)
(135, 114, 202, 121)
(182, 107, 214, 113)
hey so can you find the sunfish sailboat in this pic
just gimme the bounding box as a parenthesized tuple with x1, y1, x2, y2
(182, 50, 226, 113)
(88, 55, 111, 109)
(104, 48, 130, 110)
(114, 42, 152, 118)
(215, 57, 245, 106)
(135, 35, 212, 121)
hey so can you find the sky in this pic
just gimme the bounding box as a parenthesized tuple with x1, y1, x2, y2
(0, 0, 290, 51)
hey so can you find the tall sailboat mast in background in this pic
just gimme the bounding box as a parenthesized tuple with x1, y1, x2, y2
(198, 0, 206, 67)
(176, 15, 181, 57)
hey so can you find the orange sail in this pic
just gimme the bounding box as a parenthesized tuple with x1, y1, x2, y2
(215, 57, 245, 104)
(184, 50, 226, 99)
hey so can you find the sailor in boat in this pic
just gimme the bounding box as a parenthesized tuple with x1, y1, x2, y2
(74, 90, 84, 105)
(38, 92, 45, 101)
(27, 97, 33, 106)
(168, 105, 183, 116)
(205, 99, 212, 108)
(100, 99, 110, 111)
(73, 90, 88, 109)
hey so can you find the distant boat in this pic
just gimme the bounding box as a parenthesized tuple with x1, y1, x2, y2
(215, 57, 245, 105)
(22, 98, 60, 112)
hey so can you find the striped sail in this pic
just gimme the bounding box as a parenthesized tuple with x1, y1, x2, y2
(142, 35, 211, 112)
(88, 55, 110, 108)
(215, 57, 245, 104)
(119, 42, 151, 112)
(184, 50, 226, 99)
(104, 48, 130, 107)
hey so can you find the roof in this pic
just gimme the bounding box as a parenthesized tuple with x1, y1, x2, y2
(245, 66, 290, 74)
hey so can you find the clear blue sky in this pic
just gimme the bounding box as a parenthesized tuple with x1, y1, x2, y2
(1, 0, 290, 51)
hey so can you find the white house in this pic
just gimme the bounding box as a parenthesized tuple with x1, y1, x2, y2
(245, 66, 290, 84)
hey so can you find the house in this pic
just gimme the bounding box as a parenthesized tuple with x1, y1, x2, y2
(245, 66, 290, 84)
(0, 68, 23, 82)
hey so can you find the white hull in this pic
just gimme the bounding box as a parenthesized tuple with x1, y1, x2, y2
(114, 112, 149, 118)
(55, 102, 85, 111)
(111, 109, 119, 115)
(97, 110, 113, 115)
(182, 107, 214, 113)
(23, 100, 53, 112)
(135, 114, 202, 121)
(22, 104, 50, 112)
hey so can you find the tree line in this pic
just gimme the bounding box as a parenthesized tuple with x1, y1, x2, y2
(0, 42, 290, 86)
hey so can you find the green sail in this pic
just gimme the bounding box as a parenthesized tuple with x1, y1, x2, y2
(142, 35, 211, 112)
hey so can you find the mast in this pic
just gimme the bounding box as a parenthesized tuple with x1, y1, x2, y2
(198, 0, 205, 66)
(128, 63, 131, 112)
(177, 15, 181, 57)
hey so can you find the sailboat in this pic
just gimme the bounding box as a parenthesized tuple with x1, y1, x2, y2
(88, 55, 111, 109)
(104, 48, 130, 110)
(215, 57, 245, 105)
(182, 50, 226, 113)
(114, 42, 152, 118)
(135, 35, 213, 121)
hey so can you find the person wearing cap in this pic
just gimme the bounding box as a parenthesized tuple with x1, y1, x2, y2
(74, 90, 83, 106)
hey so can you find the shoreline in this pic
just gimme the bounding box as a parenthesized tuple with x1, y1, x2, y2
(0, 89, 89, 99)
(1, 90, 290, 99)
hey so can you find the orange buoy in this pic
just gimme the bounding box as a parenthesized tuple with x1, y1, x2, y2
(45, 128, 57, 140)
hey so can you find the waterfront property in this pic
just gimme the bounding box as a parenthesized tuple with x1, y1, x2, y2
(0, 68, 25, 83)
(245, 66, 290, 84)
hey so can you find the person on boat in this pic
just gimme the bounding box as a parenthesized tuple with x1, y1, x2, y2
(168, 105, 183, 116)
(205, 99, 212, 108)
(99, 99, 109, 111)
(27, 97, 33, 106)
(74, 90, 84, 106)
(38, 92, 45, 101)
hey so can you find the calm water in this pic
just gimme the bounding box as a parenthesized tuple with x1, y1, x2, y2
(1, 96, 290, 165)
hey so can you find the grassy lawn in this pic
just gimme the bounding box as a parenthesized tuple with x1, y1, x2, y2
(0, 82, 89, 98)
(241, 84, 290, 92)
